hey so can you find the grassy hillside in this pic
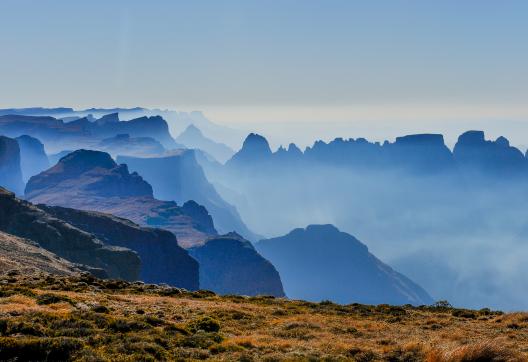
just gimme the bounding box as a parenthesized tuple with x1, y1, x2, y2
(0, 272, 525, 361)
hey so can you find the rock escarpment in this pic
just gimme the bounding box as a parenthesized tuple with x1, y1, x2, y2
(189, 233, 285, 297)
(25, 150, 217, 246)
(0, 136, 25, 195)
(15, 135, 50, 182)
(256, 224, 433, 305)
(118, 150, 259, 243)
(0, 187, 140, 280)
(41, 205, 199, 290)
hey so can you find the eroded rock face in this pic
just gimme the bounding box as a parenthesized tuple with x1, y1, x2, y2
(25, 149, 217, 246)
(118, 151, 258, 242)
(0, 187, 140, 281)
(0, 136, 24, 195)
(256, 224, 433, 305)
(40, 205, 199, 290)
(15, 135, 50, 182)
(189, 233, 285, 297)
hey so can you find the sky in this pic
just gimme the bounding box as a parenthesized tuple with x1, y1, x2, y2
(1, 0, 528, 146)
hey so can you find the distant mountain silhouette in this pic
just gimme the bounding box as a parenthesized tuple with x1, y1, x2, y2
(98, 134, 166, 157)
(0, 114, 179, 152)
(48, 150, 74, 166)
(25, 150, 217, 246)
(210, 130, 528, 309)
(40, 205, 199, 290)
(118, 150, 260, 242)
(0, 187, 139, 280)
(15, 135, 50, 182)
(0, 136, 24, 195)
(176, 125, 234, 163)
(0, 107, 245, 150)
(454, 130, 527, 176)
(189, 232, 285, 297)
(226, 133, 272, 169)
(256, 225, 432, 305)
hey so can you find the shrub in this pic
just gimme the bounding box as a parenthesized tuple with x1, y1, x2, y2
(36, 293, 73, 305)
(187, 316, 221, 333)
(91, 305, 109, 313)
(0, 336, 83, 361)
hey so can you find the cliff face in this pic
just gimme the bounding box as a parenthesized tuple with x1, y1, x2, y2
(41, 205, 199, 290)
(25, 150, 217, 246)
(256, 225, 433, 306)
(118, 150, 259, 243)
(15, 135, 50, 182)
(0, 187, 140, 281)
(0, 136, 25, 195)
(189, 233, 285, 297)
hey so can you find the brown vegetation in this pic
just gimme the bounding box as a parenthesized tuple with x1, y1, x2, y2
(0, 272, 526, 361)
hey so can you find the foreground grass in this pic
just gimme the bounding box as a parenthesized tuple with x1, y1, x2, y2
(0, 272, 526, 361)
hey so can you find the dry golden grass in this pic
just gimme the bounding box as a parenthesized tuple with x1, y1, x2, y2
(0, 272, 526, 361)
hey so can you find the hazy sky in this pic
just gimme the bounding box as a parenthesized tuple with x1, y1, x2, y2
(1, 0, 528, 143)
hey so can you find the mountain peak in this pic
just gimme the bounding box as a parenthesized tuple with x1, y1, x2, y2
(59, 149, 117, 172)
(182, 124, 203, 136)
(243, 133, 272, 154)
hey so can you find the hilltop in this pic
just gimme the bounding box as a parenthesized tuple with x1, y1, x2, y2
(0, 272, 524, 361)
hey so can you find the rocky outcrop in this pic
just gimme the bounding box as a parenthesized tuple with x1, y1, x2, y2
(226, 133, 272, 169)
(384, 134, 454, 173)
(189, 233, 285, 297)
(118, 151, 259, 242)
(0, 230, 81, 276)
(0, 187, 140, 281)
(25, 150, 153, 200)
(25, 150, 217, 246)
(40, 205, 199, 290)
(15, 135, 50, 182)
(256, 225, 433, 305)
(453, 130, 527, 176)
(176, 125, 234, 163)
(98, 134, 165, 157)
(0, 136, 24, 195)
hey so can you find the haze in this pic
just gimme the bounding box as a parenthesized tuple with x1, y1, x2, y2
(1, 0, 528, 148)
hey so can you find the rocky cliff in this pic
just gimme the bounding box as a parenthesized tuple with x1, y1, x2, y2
(25, 150, 217, 246)
(0, 187, 140, 281)
(189, 233, 285, 297)
(40, 205, 199, 290)
(256, 224, 433, 305)
(15, 135, 50, 182)
(118, 150, 259, 242)
(0, 136, 25, 195)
